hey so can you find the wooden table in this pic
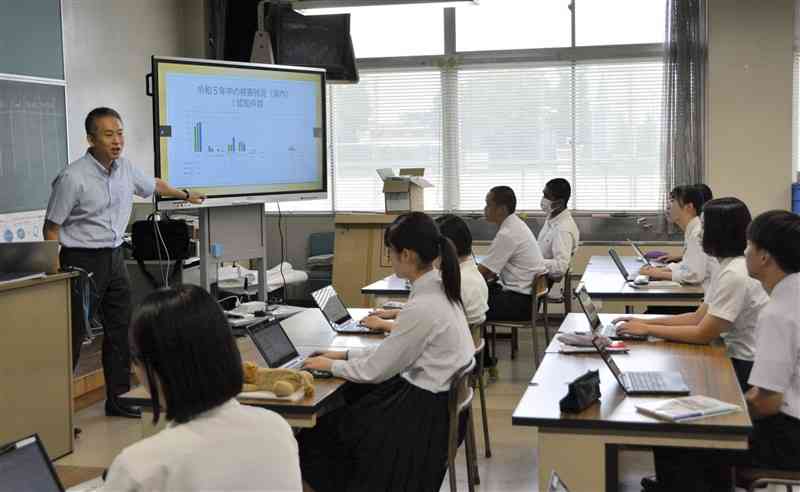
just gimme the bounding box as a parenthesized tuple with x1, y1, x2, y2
(513, 313, 752, 492)
(119, 307, 383, 433)
(581, 255, 705, 313)
(55, 465, 104, 488)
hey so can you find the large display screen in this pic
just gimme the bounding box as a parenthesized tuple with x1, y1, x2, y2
(151, 56, 327, 209)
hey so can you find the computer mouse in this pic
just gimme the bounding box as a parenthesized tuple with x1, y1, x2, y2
(309, 369, 333, 379)
(633, 275, 650, 285)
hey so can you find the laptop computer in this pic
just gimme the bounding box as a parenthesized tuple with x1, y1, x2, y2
(573, 283, 647, 340)
(246, 319, 332, 377)
(0, 241, 59, 274)
(627, 239, 665, 268)
(0, 433, 65, 492)
(311, 285, 371, 334)
(608, 248, 639, 282)
(591, 336, 690, 395)
(547, 471, 571, 492)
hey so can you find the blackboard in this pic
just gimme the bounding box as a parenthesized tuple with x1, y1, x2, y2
(0, 79, 68, 214)
(0, 0, 64, 80)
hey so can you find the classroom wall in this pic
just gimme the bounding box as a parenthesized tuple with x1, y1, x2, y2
(62, 0, 206, 179)
(706, 0, 795, 215)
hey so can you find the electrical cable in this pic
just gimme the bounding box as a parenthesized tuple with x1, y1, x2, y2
(276, 202, 288, 304)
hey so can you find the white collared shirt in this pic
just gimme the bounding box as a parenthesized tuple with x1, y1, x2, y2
(668, 216, 715, 287)
(749, 273, 800, 420)
(331, 269, 474, 393)
(537, 209, 580, 278)
(704, 256, 769, 361)
(481, 214, 546, 295)
(102, 400, 302, 491)
(460, 259, 489, 326)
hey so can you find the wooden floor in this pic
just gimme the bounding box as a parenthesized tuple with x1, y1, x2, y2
(58, 326, 656, 491)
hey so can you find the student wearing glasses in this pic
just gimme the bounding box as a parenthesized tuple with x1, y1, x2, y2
(300, 212, 474, 492)
(102, 285, 301, 491)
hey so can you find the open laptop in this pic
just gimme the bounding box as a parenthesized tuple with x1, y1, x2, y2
(627, 239, 665, 268)
(311, 285, 371, 334)
(246, 319, 331, 377)
(0, 241, 59, 274)
(0, 433, 65, 492)
(573, 283, 646, 340)
(608, 248, 639, 282)
(591, 336, 690, 395)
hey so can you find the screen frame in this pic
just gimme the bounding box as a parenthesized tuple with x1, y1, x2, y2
(150, 56, 328, 210)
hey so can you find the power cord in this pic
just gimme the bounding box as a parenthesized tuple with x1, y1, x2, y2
(276, 202, 288, 304)
(152, 213, 171, 288)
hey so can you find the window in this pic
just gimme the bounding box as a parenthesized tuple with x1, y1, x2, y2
(281, 2, 666, 213)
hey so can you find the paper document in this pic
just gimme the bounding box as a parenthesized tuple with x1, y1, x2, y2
(636, 395, 740, 422)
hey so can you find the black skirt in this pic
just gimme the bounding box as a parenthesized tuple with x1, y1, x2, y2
(298, 376, 453, 492)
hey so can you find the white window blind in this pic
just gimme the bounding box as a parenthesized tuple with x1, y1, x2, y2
(329, 69, 444, 212)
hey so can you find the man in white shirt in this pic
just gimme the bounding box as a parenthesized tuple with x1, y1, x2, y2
(478, 186, 546, 321)
(640, 185, 713, 287)
(537, 178, 580, 299)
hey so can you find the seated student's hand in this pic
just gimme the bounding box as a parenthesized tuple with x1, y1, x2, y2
(309, 350, 347, 360)
(303, 356, 334, 372)
(657, 254, 681, 263)
(616, 320, 650, 337)
(360, 315, 393, 332)
(369, 308, 398, 319)
(611, 315, 636, 325)
(639, 266, 672, 280)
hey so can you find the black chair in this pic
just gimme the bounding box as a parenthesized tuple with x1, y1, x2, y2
(447, 358, 478, 492)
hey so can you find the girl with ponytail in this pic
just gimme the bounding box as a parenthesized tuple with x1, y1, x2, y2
(299, 212, 474, 492)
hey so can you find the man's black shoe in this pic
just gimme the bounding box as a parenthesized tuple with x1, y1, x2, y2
(105, 398, 141, 418)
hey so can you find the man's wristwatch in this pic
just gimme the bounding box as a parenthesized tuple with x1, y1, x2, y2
(182, 188, 190, 201)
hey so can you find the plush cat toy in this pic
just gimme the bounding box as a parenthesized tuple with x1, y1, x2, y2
(242, 361, 315, 397)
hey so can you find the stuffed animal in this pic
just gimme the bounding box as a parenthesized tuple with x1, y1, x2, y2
(242, 361, 315, 397)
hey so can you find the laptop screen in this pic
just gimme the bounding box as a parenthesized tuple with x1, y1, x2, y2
(247, 320, 299, 368)
(574, 285, 601, 331)
(312, 286, 352, 325)
(0, 435, 63, 492)
(608, 248, 630, 281)
(591, 337, 625, 384)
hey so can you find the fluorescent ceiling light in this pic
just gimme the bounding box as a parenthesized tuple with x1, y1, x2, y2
(294, 0, 478, 15)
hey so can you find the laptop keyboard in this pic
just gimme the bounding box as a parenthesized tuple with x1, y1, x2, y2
(625, 372, 667, 391)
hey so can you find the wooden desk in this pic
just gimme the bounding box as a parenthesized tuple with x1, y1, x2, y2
(55, 465, 104, 488)
(581, 255, 705, 313)
(120, 307, 383, 432)
(513, 313, 752, 492)
(0, 272, 77, 460)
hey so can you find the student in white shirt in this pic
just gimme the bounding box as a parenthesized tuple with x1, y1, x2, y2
(655, 183, 714, 264)
(300, 212, 474, 492)
(644, 210, 800, 492)
(360, 214, 489, 342)
(102, 285, 302, 492)
(478, 185, 546, 321)
(617, 198, 768, 390)
(537, 178, 580, 298)
(640, 185, 714, 287)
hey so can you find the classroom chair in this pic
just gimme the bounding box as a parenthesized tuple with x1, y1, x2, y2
(736, 466, 800, 492)
(471, 338, 491, 458)
(543, 267, 572, 343)
(447, 358, 478, 492)
(486, 272, 549, 366)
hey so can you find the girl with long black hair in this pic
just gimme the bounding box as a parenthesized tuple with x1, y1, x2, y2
(300, 211, 474, 492)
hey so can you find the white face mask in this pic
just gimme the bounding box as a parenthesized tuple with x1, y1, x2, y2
(540, 197, 553, 214)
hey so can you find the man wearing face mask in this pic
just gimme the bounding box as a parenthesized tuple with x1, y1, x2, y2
(537, 179, 580, 298)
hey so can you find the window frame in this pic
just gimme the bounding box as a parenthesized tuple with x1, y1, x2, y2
(305, 3, 665, 214)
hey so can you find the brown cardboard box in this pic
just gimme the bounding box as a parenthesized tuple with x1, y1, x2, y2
(378, 168, 433, 213)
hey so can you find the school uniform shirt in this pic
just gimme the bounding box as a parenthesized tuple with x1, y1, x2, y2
(461, 258, 489, 326)
(668, 216, 714, 287)
(748, 273, 800, 420)
(537, 209, 580, 279)
(481, 213, 546, 295)
(704, 256, 769, 361)
(331, 269, 474, 393)
(102, 399, 302, 492)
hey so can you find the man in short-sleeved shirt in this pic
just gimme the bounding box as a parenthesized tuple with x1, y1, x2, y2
(537, 178, 580, 299)
(44, 107, 204, 418)
(479, 186, 546, 321)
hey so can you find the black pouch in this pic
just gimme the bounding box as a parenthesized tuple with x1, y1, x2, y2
(559, 370, 601, 413)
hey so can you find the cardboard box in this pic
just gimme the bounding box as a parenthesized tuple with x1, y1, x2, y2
(377, 168, 433, 213)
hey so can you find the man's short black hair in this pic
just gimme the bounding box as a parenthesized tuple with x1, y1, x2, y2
(545, 178, 572, 205)
(85, 107, 122, 136)
(748, 210, 800, 273)
(701, 197, 751, 259)
(435, 214, 473, 257)
(489, 186, 517, 214)
(670, 185, 704, 216)
(694, 183, 713, 205)
(130, 284, 243, 424)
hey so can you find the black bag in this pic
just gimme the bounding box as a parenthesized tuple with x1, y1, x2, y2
(559, 370, 601, 413)
(131, 214, 191, 261)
